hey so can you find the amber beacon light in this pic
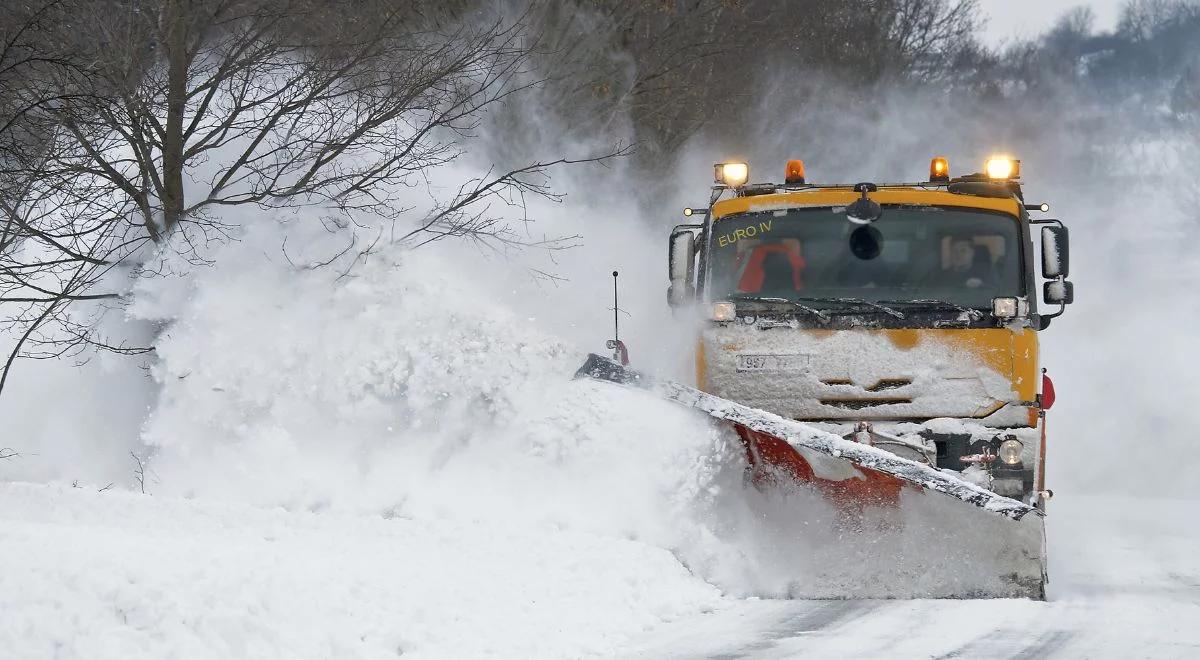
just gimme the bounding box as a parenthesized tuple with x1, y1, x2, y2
(929, 157, 950, 182)
(785, 159, 806, 185)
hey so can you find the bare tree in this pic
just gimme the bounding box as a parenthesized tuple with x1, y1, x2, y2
(507, 0, 981, 167)
(1119, 0, 1200, 41)
(0, 0, 619, 396)
(0, 1, 129, 395)
(37, 1, 585, 239)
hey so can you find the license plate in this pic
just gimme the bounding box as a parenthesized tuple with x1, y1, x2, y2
(736, 354, 810, 372)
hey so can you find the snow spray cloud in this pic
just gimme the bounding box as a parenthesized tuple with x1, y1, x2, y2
(0, 1, 698, 488)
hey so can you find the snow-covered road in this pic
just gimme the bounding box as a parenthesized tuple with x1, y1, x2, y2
(5, 481, 1197, 659)
(623, 494, 1200, 659)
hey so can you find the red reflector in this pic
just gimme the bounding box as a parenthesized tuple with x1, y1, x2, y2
(1042, 371, 1056, 410)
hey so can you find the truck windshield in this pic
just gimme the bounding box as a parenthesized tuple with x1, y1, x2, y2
(706, 207, 1023, 309)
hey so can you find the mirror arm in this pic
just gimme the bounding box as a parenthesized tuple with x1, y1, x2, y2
(1029, 218, 1064, 228)
(1040, 303, 1066, 321)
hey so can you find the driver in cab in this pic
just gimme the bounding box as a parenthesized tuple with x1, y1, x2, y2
(938, 237, 994, 289)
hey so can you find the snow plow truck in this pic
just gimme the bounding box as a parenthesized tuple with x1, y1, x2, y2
(578, 156, 1073, 599)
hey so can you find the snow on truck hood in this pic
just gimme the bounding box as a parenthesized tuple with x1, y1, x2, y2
(701, 324, 1038, 424)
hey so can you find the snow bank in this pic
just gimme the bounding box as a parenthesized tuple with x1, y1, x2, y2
(0, 482, 720, 660)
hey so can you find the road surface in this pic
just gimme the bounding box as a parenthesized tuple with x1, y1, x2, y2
(624, 495, 1200, 659)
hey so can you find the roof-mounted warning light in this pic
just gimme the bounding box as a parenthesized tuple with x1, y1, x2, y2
(785, 159, 806, 185)
(714, 162, 749, 188)
(985, 156, 1020, 180)
(930, 157, 950, 183)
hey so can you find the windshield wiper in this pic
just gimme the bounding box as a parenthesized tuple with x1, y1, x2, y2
(729, 295, 832, 323)
(793, 296, 906, 320)
(876, 298, 984, 320)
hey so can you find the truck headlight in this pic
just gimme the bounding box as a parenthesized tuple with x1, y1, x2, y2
(999, 439, 1023, 465)
(712, 301, 736, 322)
(991, 297, 1027, 319)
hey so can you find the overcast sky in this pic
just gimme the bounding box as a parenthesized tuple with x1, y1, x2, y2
(979, 0, 1126, 45)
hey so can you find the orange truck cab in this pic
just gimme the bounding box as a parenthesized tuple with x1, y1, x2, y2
(667, 157, 1074, 510)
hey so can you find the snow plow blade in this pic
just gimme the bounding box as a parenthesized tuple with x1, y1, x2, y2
(576, 353, 1047, 598)
(576, 354, 1040, 520)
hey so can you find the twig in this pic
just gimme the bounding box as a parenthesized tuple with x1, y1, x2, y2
(131, 451, 146, 494)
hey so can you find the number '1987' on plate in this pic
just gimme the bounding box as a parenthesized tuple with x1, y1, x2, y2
(736, 354, 810, 372)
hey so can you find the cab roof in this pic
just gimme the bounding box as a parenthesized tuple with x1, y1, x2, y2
(711, 184, 1024, 222)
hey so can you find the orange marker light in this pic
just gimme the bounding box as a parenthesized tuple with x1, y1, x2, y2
(930, 157, 950, 182)
(785, 159, 806, 184)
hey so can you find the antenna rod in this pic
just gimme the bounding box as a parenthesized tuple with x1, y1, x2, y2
(612, 270, 619, 343)
(606, 270, 629, 366)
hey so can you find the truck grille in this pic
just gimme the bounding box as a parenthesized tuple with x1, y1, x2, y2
(819, 378, 913, 392)
(820, 398, 914, 410)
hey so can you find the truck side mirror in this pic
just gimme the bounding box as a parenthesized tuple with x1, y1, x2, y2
(1041, 226, 1069, 278)
(667, 228, 697, 307)
(1043, 279, 1074, 305)
(667, 282, 689, 307)
(668, 230, 695, 281)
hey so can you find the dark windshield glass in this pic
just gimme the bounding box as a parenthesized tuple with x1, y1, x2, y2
(707, 207, 1023, 308)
